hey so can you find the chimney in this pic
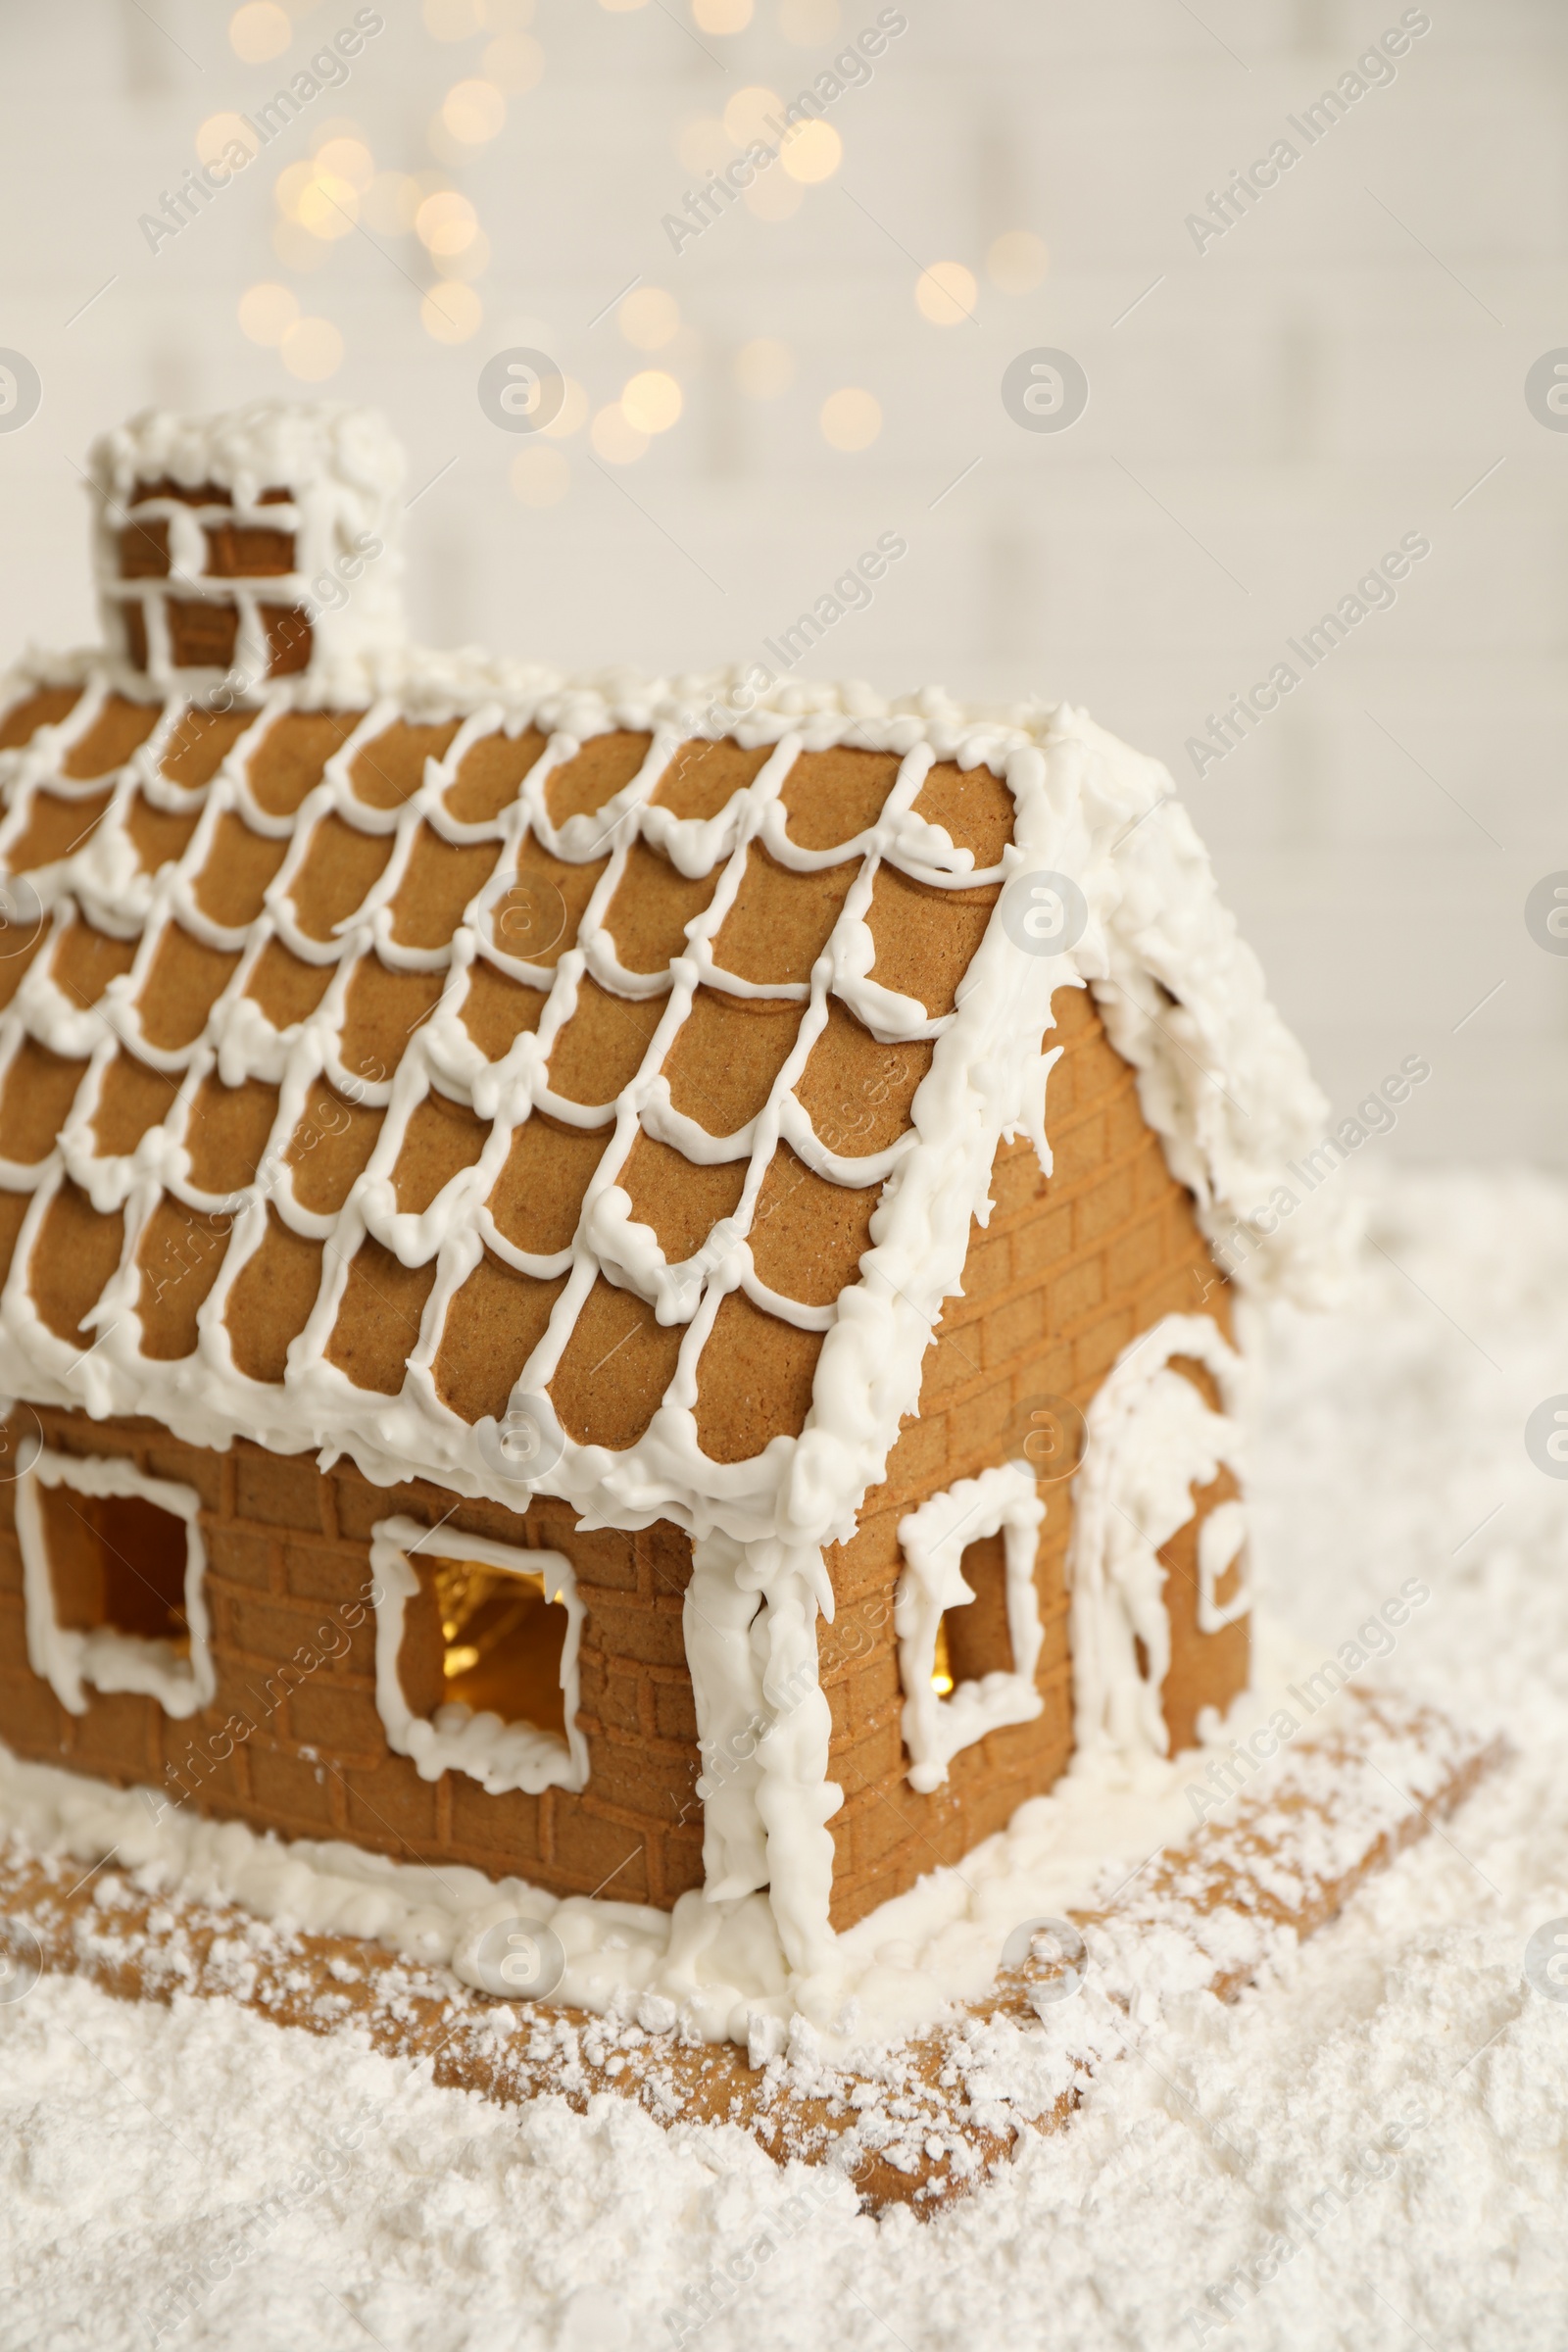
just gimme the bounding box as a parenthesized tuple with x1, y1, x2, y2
(86, 402, 406, 694)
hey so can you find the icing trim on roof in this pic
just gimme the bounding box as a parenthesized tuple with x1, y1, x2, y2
(0, 654, 1339, 1556)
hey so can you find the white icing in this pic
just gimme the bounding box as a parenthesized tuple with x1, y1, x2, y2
(894, 1462, 1047, 1794)
(87, 404, 406, 690)
(1197, 1495, 1251, 1634)
(1066, 1314, 1247, 1761)
(368, 1516, 586, 1797)
(0, 406, 1338, 1995)
(18, 1447, 214, 1721)
(0, 1610, 1323, 2047)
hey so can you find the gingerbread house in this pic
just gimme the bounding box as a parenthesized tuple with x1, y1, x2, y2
(0, 403, 1333, 2005)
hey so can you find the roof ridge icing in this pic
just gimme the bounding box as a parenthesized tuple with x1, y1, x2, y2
(0, 654, 1341, 1546)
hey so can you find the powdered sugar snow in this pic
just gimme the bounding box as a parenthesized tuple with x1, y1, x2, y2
(4, 1166, 1568, 2351)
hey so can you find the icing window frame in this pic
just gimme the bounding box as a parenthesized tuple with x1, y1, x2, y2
(895, 1461, 1047, 1795)
(19, 1447, 216, 1720)
(1066, 1311, 1247, 1761)
(369, 1514, 588, 1796)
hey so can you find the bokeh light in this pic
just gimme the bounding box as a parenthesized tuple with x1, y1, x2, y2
(780, 121, 841, 183)
(694, 0, 751, 27)
(196, 114, 257, 170)
(280, 318, 343, 381)
(297, 173, 359, 239)
(422, 282, 483, 341)
(511, 445, 571, 506)
(621, 370, 683, 434)
(416, 189, 478, 255)
(819, 386, 881, 451)
(618, 287, 680, 350)
(734, 337, 794, 398)
(986, 229, 1050, 292)
(364, 172, 421, 234)
(590, 404, 649, 464)
(315, 138, 375, 194)
(914, 261, 978, 326)
(274, 162, 314, 221)
(238, 283, 299, 347)
(441, 80, 507, 144)
(723, 87, 781, 146)
(229, 2, 290, 63)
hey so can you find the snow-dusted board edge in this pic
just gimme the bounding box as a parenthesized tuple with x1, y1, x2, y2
(0, 1688, 1499, 2218)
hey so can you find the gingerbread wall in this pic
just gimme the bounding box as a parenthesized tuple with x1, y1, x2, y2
(0, 1410, 708, 1910)
(818, 982, 1244, 1929)
(0, 983, 1244, 1932)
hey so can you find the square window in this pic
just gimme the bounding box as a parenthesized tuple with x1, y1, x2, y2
(370, 1516, 587, 1796)
(430, 1552, 567, 1740)
(935, 1531, 1015, 1692)
(20, 1450, 214, 1719)
(896, 1464, 1047, 1793)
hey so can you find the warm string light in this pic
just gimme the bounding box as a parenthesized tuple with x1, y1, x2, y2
(416, 188, 479, 255)
(441, 78, 506, 144)
(819, 386, 881, 451)
(915, 260, 978, 326)
(621, 370, 683, 433)
(780, 120, 840, 182)
(229, 1, 290, 63)
(930, 1617, 955, 1696)
(723, 86, 780, 145)
(236, 282, 298, 345)
(618, 287, 680, 350)
(264, 113, 503, 342)
(674, 73, 843, 229)
(196, 113, 256, 170)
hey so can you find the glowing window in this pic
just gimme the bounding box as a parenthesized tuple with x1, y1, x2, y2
(370, 1515, 587, 1794)
(895, 1463, 1047, 1793)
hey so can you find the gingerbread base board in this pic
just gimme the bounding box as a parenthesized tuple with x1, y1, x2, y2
(0, 1690, 1497, 2217)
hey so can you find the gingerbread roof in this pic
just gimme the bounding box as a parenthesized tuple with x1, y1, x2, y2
(0, 406, 1334, 1552)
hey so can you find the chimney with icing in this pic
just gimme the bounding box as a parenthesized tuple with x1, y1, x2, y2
(86, 402, 405, 690)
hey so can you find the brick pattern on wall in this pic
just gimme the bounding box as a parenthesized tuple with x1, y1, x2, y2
(0, 984, 1246, 1932)
(820, 980, 1243, 1929)
(0, 1424, 708, 1909)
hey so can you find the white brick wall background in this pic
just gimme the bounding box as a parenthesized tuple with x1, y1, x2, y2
(0, 0, 1564, 1159)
